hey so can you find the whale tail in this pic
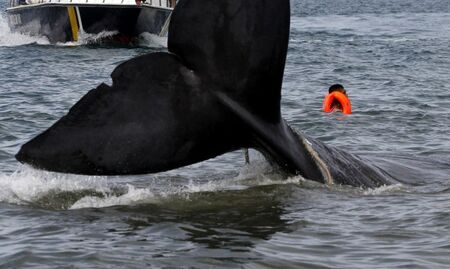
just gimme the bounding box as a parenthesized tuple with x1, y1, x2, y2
(16, 0, 326, 182)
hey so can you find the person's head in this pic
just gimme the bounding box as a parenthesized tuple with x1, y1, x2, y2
(328, 84, 346, 95)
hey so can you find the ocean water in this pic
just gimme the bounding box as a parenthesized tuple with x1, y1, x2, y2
(1, 0, 450, 268)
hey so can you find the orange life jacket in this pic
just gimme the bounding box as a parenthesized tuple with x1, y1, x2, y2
(323, 91, 352, 115)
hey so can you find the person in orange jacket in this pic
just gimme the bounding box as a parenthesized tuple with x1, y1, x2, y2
(323, 84, 352, 114)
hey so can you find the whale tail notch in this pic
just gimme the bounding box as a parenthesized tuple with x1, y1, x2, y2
(15, 0, 326, 182)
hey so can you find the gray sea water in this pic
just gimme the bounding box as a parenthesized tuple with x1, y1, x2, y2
(1, 0, 450, 268)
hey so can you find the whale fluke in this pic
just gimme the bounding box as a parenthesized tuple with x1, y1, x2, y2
(16, 52, 249, 174)
(16, 0, 392, 187)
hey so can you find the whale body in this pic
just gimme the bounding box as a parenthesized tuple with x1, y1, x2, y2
(16, 0, 392, 188)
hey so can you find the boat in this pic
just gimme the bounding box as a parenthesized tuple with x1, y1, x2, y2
(6, 0, 174, 43)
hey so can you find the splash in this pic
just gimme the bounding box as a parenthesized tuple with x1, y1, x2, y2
(70, 184, 159, 209)
(0, 13, 167, 48)
(56, 30, 119, 46)
(56, 31, 167, 47)
(0, 160, 295, 210)
(138, 32, 168, 48)
(69, 152, 294, 210)
(0, 166, 111, 207)
(0, 160, 410, 210)
(362, 183, 407, 195)
(0, 14, 49, 47)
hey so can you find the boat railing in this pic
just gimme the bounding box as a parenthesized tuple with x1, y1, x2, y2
(9, 0, 23, 7)
(16, 0, 174, 9)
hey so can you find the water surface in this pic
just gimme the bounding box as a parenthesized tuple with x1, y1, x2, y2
(1, 0, 450, 268)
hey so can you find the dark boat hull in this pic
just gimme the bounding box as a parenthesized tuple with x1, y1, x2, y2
(6, 4, 172, 43)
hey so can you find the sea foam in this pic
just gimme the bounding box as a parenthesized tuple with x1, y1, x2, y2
(0, 15, 49, 47)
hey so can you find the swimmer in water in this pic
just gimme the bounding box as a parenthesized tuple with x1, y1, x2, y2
(323, 84, 352, 114)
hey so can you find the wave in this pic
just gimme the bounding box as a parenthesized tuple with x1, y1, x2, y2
(0, 159, 279, 210)
(0, 13, 166, 48)
(291, 13, 450, 40)
(0, 14, 49, 47)
(0, 158, 415, 211)
(138, 32, 168, 48)
(56, 30, 120, 47)
(57, 31, 167, 48)
(0, 166, 111, 208)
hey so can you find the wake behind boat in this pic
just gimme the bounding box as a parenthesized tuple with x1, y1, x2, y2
(6, 0, 174, 43)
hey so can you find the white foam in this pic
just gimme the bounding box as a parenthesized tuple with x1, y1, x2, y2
(70, 184, 159, 209)
(362, 183, 406, 195)
(56, 31, 168, 47)
(70, 177, 248, 210)
(138, 32, 168, 48)
(0, 163, 408, 210)
(0, 15, 49, 47)
(0, 161, 292, 210)
(0, 12, 168, 47)
(0, 165, 110, 205)
(54, 30, 119, 46)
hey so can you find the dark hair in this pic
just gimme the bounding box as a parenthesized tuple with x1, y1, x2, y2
(328, 84, 345, 94)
